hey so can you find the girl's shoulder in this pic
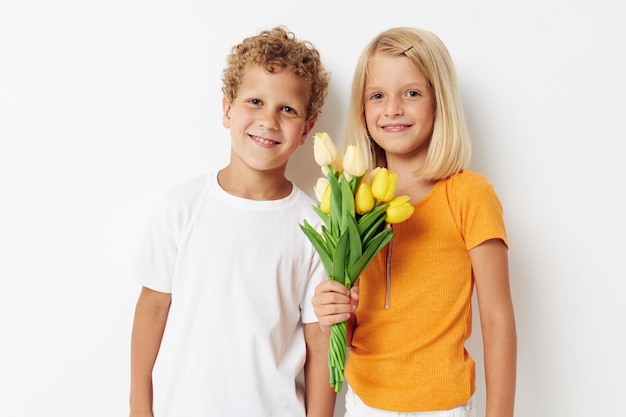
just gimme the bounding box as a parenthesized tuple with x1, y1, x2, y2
(444, 169, 496, 196)
(442, 170, 504, 215)
(443, 170, 507, 247)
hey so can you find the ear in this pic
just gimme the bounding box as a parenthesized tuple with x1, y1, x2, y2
(222, 97, 232, 128)
(300, 120, 316, 145)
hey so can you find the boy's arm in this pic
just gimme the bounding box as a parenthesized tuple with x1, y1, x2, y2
(471, 239, 517, 417)
(129, 286, 171, 417)
(303, 322, 337, 417)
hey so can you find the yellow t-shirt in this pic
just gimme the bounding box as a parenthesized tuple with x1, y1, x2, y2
(345, 170, 508, 412)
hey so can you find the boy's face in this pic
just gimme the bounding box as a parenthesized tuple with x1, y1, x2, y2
(222, 65, 314, 174)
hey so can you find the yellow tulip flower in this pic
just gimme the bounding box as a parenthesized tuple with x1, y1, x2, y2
(371, 168, 398, 202)
(320, 183, 331, 214)
(355, 182, 375, 214)
(342, 145, 368, 181)
(313, 177, 329, 202)
(313, 132, 342, 175)
(385, 195, 415, 224)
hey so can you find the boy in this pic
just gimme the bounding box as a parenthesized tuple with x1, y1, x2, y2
(129, 26, 335, 417)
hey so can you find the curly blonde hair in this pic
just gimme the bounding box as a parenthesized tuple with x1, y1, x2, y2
(221, 26, 329, 123)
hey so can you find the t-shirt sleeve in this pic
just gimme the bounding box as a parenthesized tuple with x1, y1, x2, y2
(450, 172, 508, 251)
(132, 205, 178, 294)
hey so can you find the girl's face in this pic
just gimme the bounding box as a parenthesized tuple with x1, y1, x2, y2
(223, 64, 313, 174)
(364, 53, 435, 165)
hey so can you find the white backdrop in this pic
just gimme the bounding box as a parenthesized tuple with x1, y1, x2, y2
(1, 1, 625, 416)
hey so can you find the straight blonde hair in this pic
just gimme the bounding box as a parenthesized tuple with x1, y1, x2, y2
(344, 27, 471, 180)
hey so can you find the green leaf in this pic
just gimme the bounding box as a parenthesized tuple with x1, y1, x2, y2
(357, 203, 388, 236)
(349, 176, 360, 193)
(313, 206, 330, 229)
(299, 222, 333, 276)
(349, 229, 395, 278)
(340, 177, 356, 234)
(328, 172, 342, 233)
(362, 229, 394, 258)
(332, 232, 349, 284)
(321, 226, 337, 251)
(361, 215, 387, 245)
(345, 214, 362, 276)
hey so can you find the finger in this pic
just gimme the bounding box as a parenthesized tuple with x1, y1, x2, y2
(317, 312, 352, 329)
(315, 279, 351, 296)
(350, 286, 360, 300)
(314, 300, 354, 315)
(312, 291, 352, 309)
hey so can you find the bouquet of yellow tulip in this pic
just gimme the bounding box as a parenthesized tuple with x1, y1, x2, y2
(300, 132, 415, 392)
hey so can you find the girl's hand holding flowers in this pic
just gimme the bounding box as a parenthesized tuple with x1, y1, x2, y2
(311, 280, 359, 333)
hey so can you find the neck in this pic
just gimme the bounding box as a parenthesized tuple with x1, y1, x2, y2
(386, 155, 435, 204)
(217, 166, 293, 201)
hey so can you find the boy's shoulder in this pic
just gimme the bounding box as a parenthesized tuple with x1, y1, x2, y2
(166, 174, 209, 197)
(151, 173, 211, 215)
(291, 183, 316, 205)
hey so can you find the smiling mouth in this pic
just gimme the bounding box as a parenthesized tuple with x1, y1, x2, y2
(250, 135, 280, 146)
(381, 124, 411, 131)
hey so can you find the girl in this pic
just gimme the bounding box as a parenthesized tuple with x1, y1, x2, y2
(312, 27, 517, 417)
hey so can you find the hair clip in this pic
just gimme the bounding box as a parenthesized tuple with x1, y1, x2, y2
(402, 45, 414, 54)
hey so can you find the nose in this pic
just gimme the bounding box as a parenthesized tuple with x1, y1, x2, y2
(258, 108, 279, 131)
(383, 96, 403, 117)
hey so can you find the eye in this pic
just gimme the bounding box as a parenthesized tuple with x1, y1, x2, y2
(369, 93, 383, 101)
(249, 98, 262, 105)
(281, 106, 296, 114)
(406, 90, 421, 98)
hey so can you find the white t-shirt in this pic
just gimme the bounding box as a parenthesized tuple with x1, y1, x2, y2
(133, 172, 326, 417)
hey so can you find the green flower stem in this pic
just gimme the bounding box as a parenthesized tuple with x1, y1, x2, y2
(328, 320, 347, 393)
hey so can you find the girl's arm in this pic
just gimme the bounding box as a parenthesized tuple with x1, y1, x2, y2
(129, 286, 171, 417)
(470, 238, 517, 417)
(303, 323, 337, 417)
